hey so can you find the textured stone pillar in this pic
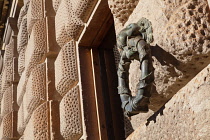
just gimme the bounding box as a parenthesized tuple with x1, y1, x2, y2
(0, 32, 19, 139)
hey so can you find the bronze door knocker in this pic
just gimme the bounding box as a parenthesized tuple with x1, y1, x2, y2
(117, 17, 154, 117)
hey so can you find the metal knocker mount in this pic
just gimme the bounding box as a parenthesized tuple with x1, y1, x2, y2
(117, 17, 154, 117)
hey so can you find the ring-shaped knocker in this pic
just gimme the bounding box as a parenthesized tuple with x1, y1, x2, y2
(117, 18, 154, 117)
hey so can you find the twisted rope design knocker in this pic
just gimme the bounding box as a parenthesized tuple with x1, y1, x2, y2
(117, 18, 154, 117)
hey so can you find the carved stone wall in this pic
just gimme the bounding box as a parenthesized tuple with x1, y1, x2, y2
(109, 0, 210, 138)
(108, 0, 140, 29)
(0, 0, 98, 139)
(55, 40, 78, 96)
(127, 65, 210, 140)
(0, 0, 210, 139)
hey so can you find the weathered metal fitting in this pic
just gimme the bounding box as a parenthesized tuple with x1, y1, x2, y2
(123, 96, 149, 117)
(117, 17, 154, 117)
(118, 86, 130, 94)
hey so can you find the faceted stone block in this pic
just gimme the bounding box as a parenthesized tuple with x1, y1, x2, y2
(127, 64, 210, 140)
(60, 85, 82, 140)
(24, 19, 46, 78)
(17, 70, 28, 106)
(1, 86, 12, 118)
(18, 48, 26, 76)
(1, 41, 14, 94)
(17, 102, 25, 135)
(23, 102, 49, 139)
(70, 0, 98, 22)
(27, 0, 44, 34)
(17, 15, 28, 53)
(55, 0, 83, 47)
(1, 63, 13, 95)
(0, 112, 13, 139)
(55, 41, 78, 96)
(108, 0, 139, 25)
(52, 0, 61, 13)
(25, 63, 46, 113)
(17, 3, 29, 29)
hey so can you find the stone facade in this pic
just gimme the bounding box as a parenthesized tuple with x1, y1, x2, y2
(0, 0, 209, 140)
(109, 0, 210, 137)
(127, 65, 210, 140)
(0, 0, 98, 139)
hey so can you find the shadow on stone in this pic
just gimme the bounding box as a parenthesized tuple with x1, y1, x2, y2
(124, 117, 135, 137)
(150, 45, 183, 71)
(146, 105, 165, 126)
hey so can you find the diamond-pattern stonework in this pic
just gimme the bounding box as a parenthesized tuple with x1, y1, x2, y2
(108, 0, 139, 25)
(0, 0, 209, 139)
(70, 0, 97, 22)
(55, 41, 78, 96)
(52, 0, 62, 13)
(60, 85, 82, 140)
(1, 42, 14, 95)
(25, 63, 46, 114)
(25, 19, 46, 78)
(1, 63, 13, 95)
(1, 86, 12, 118)
(18, 48, 26, 76)
(18, 93, 32, 136)
(17, 2, 29, 29)
(17, 70, 28, 106)
(27, 0, 44, 34)
(18, 102, 25, 135)
(1, 112, 13, 139)
(55, 0, 84, 47)
(23, 102, 49, 139)
(17, 15, 28, 53)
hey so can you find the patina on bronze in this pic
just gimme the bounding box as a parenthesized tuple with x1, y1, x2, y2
(117, 17, 154, 117)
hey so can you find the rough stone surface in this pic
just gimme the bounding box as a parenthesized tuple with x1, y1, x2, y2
(23, 116, 34, 139)
(23, 102, 49, 139)
(27, 0, 44, 34)
(1, 0, 210, 139)
(3, 41, 14, 66)
(70, 0, 97, 22)
(60, 85, 82, 140)
(1, 42, 14, 94)
(18, 102, 25, 135)
(55, 0, 84, 47)
(17, 70, 28, 106)
(127, 64, 210, 140)
(25, 19, 46, 78)
(17, 15, 28, 53)
(0, 74, 2, 104)
(1, 86, 12, 118)
(55, 0, 97, 47)
(19, 136, 24, 140)
(52, 0, 61, 13)
(1, 112, 13, 139)
(55, 41, 78, 96)
(25, 63, 46, 114)
(17, 94, 31, 136)
(108, 0, 139, 25)
(111, 0, 210, 135)
(17, 63, 46, 135)
(116, 0, 210, 110)
(124, 109, 154, 137)
(0, 62, 13, 95)
(17, 3, 29, 29)
(18, 48, 26, 76)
